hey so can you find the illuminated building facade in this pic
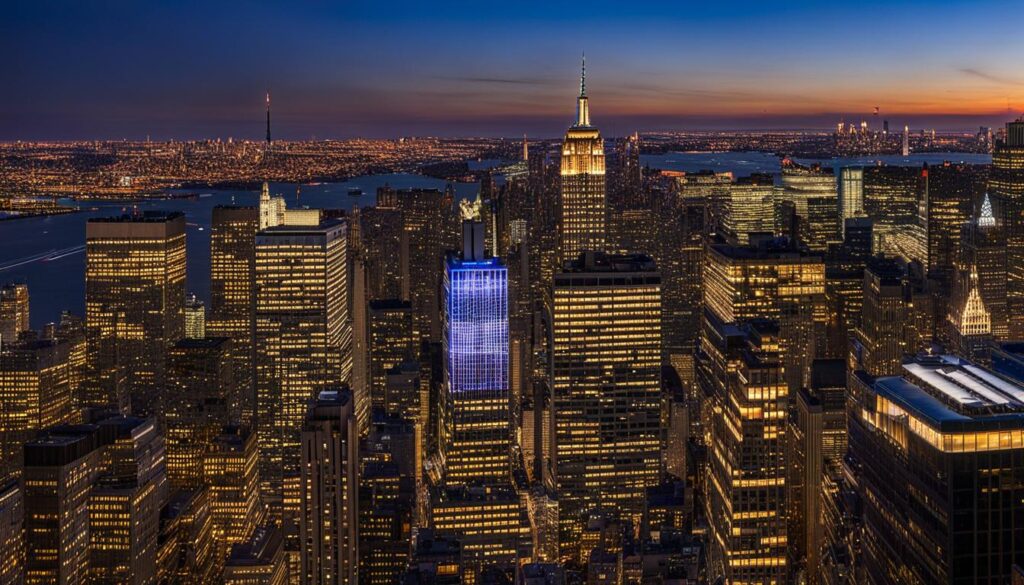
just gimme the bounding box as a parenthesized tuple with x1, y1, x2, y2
(165, 337, 235, 488)
(254, 219, 348, 524)
(849, 355, 1024, 584)
(854, 257, 918, 377)
(440, 222, 510, 484)
(0, 479, 24, 584)
(723, 176, 776, 245)
(24, 427, 105, 585)
(839, 167, 866, 231)
(85, 212, 186, 416)
(780, 160, 838, 244)
(184, 293, 206, 339)
(806, 196, 841, 252)
(368, 300, 416, 413)
(549, 252, 662, 551)
(989, 120, 1024, 338)
(204, 426, 263, 555)
(919, 163, 976, 285)
(430, 485, 531, 579)
(223, 525, 288, 585)
(357, 205, 404, 301)
(299, 390, 358, 585)
(0, 283, 29, 346)
(705, 320, 788, 584)
(209, 205, 259, 426)
(0, 338, 77, 480)
(703, 239, 826, 392)
(863, 166, 923, 232)
(959, 195, 1008, 339)
(377, 186, 459, 342)
(560, 60, 606, 262)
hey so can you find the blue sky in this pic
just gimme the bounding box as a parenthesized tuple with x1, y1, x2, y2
(3, 0, 1023, 139)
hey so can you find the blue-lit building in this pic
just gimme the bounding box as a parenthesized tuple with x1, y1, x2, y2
(440, 221, 510, 484)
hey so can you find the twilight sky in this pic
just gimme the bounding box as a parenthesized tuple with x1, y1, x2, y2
(3, 0, 1024, 140)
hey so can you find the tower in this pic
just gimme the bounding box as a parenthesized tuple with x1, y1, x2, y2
(85, 212, 186, 416)
(266, 90, 271, 145)
(560, 56, 606, 262)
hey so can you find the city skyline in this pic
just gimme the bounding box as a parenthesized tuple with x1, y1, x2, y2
(5, 0, 1024, 140)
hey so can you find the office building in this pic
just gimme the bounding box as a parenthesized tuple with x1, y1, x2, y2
(989, 120, 1024, 337)
(848, 355, 1024, 584)
(204, 426, 263, 555)
(0, 284, 29, 346)
(705, 320, 788, 584)
(839, 167, 866, 231)
(209, 204, 259, 426)
(299, 390, 358, 585)
(85, 212, 186, 416)
(165, 337, 235, 489)
(223, 525, 289, 585)
(703, 238, 826, 392)
(254, 219, 349, 523)
(959, 194, 1009, 339)
(722, 176, 775, 245)
(184, 293, 206, 339)
(559, 60, 606, 262)
(368, 300, 416, 413)
(854, 257, 921, 377)
(549, 252, 662, 550)
(0, 337, 78, 480)
(439, 222, 511, 485)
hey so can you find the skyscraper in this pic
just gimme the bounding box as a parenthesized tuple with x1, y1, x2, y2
(367, 300, 416, 414)
(439, 221, 510, 484)
(209, 204, 259, 426)
(299, 390, 358, 585)
(853, 256, 916, 377)
(849, 355, 1024, 584)
(0, 283, 29, 346)
(254, 219, 349, 540)
(560, 58, 606, 262)
(204, 426, 263, 556)
(705, 320, 788, 584)
(184, 293, 206, 339)
(165, 337, 236, 488)
(989, 119, 1024, 337)
(703, 238, 826, 392)
(0, 337, 78, 480)
(839, 167, 866, 232)
(959, 193, 1008, 339)
(549, 252, 662, 552)
(723, 175, 776, 244)
(85, 212, 186, 416)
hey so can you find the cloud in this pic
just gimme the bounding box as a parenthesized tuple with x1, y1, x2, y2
(434, 75, 555, 86)
(960, 68, 1021, 86)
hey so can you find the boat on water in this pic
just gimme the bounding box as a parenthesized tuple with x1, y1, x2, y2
(347, 187, 364, 197)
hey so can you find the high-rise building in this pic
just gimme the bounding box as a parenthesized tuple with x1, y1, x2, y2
(165, 337, 236, 488)
(853, 257, 919, 377)
(723, 176, 776, 245)
(0, 479, 24, 585)
(204, 426, 263, 556)
(184, 293, 206, 339)
(367, 300, 416, 413)
(989, 119, 1024, 337)
(254, 219, 349, 522)
(559, 59, 606, 262)
(848, 355, 1024, 584)
(780, 160, 838, 243)
(549, 252, 662, 551)
(863, 166, 923, 233)
(786, 359, 847, 585)
(703, 238, 826, 392)
(85, 212, 186, 416)
(0, 283, 29, 346)
(299, 390, 358, 585)
(705, 320, 788, 584)
(209, 204, 259, 427)
(23, 425, 106, 585)
(839, 167, 866, 231)
(806, 196, 841, 252)
(357, 206, 405, 301)
(959, 193, 1008, 339)
(258, 182, 285, 231)
(87, 416, 167, 585)
(947, 265, 993, 362)
(156, 487, 220, 584)
(223, 525, 289, 585)
(377, 186, 459, 342)
(919, 163, 977, 286)
(439, 222, 510, 484)
(0, 336, 78, 480)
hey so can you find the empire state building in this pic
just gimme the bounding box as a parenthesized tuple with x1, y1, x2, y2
(560, 58, 606, 262)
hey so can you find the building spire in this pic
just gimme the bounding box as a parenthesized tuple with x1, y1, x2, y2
(979, 193, 996, 228)
(265, 90, 271, 145)
(580, 53, 586, 97)
(575, 54, 590, 127)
